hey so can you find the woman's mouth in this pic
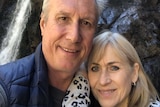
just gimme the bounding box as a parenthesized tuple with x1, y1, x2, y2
(98, 89, 116, 97)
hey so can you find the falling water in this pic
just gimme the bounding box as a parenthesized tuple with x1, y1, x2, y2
(0, 0, 31, 65)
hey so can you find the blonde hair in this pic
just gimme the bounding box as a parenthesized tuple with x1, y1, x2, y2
(87, 30, 159, 107)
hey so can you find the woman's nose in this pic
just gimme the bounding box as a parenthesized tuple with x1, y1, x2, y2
(98, 71, 111, 86)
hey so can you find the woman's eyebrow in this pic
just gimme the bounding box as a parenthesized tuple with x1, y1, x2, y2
(91, 62, 99, 65)
(105, 61, 120, 66)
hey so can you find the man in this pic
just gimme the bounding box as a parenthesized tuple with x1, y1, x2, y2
(0, 0, 106, 106)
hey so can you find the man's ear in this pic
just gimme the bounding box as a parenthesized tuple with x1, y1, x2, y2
(40, 14, 46, 37)
(132, 63, 139, 83)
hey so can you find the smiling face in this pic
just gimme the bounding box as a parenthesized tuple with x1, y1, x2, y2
(40, 0, 98, 73)
(88, 44, 138, 107)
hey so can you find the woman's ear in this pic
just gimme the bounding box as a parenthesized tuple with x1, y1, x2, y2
(132, 63, 139, 83)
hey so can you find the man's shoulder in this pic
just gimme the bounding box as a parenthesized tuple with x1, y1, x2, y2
(0, 83, 8, 107)
(0, 54, 35, 84)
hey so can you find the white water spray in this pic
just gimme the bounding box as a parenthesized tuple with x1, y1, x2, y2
(0, 0, 31, 65)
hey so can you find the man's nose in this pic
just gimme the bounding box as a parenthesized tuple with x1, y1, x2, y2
(66, 23, 81, 43)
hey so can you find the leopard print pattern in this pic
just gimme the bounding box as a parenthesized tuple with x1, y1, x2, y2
(149, 99, 160, 107)
(62, 73, 90, 107)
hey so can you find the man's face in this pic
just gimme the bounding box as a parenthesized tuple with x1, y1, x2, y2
(40, 0, 98, 73)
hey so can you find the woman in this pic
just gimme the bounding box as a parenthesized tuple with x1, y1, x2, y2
(87, 30, 160, 107)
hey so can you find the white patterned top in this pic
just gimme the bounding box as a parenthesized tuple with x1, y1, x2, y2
(62, 73, 90, 107)
(149, 100, 160, 107)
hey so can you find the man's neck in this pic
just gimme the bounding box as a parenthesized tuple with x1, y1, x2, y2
(48, 70, 75, 92)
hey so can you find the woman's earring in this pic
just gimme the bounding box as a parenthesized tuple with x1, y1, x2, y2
(132, 82, 136, 86)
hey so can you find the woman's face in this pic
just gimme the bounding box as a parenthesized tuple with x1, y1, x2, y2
(88, 45, 138, 107)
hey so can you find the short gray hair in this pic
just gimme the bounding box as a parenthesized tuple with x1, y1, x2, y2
(95, 0, 108, 15)
(41, 0, 107, 18)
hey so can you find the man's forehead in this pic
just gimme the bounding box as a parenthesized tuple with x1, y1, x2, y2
(50, 0, 97, 19)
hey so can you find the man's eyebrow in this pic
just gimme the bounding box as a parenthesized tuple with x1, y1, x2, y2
(83, 14, 97, 21)
(57, 11, 95, 19)
(56, 10, 71, 16)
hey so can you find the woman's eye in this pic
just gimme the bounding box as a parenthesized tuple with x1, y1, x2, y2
(109, 66, 119, 71)
(91, 66, 99, 72)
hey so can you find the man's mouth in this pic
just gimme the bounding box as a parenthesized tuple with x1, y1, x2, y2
(61, 47, 79, 53)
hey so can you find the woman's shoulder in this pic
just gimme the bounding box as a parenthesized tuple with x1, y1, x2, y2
(149, 99, 160, 107)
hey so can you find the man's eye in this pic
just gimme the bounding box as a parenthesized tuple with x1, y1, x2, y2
(90, 66, 99, 72)
(60, 17, 67, 20)
(58, 17, 68, 23)
(81, 20, 91, 27)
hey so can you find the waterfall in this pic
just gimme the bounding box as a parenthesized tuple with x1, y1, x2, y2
(0, 0, 31, 65)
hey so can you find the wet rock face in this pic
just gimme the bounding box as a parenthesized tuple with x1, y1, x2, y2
(18, 0, 43, 57)
(0, 0, 43, 57)
(0, 0, 17, 43)
(0, 0, 160, 94)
